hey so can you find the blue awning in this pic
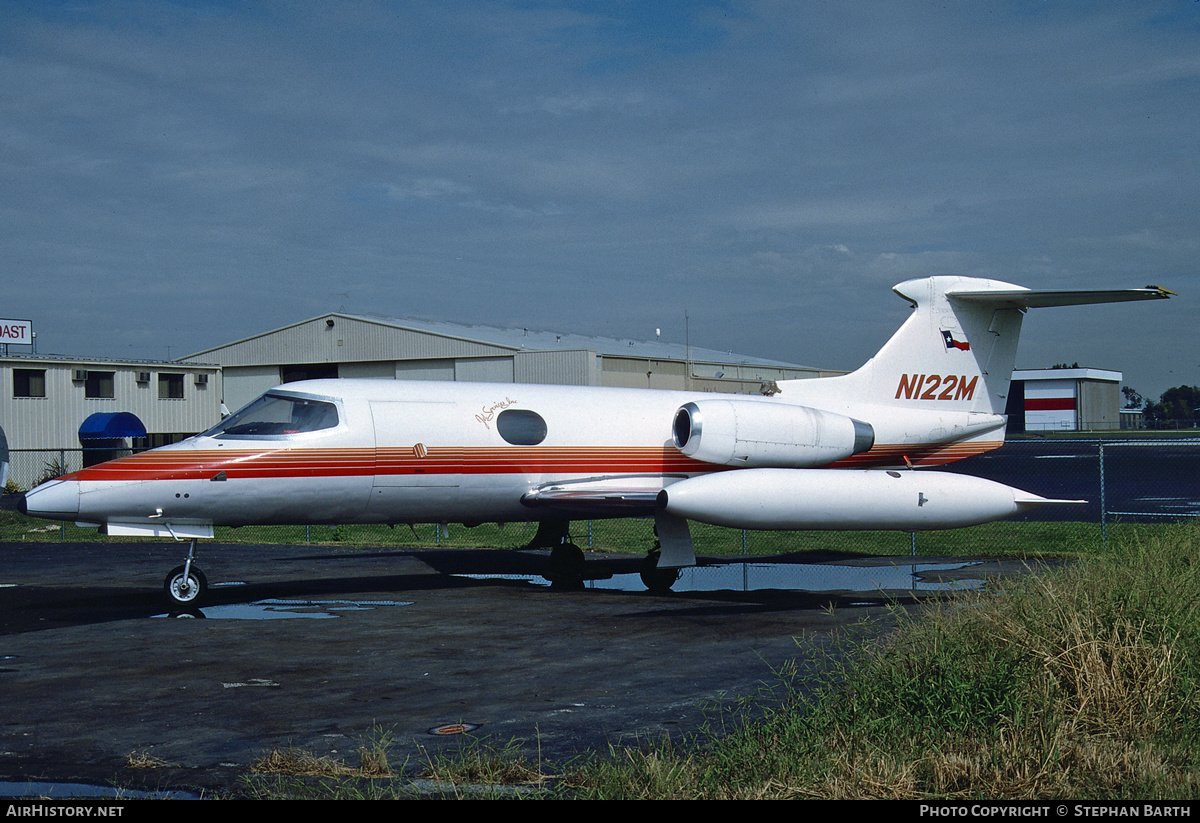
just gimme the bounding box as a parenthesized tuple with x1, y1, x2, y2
(78, 412, 147, 441)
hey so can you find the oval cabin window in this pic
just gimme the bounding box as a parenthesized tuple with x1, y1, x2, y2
(496, 409, 547, 446)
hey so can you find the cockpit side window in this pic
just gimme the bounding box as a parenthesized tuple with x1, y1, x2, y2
(496, 409, 547, 445)
(205, 394, 339, 438)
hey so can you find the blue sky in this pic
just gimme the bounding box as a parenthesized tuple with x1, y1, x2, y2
(3, 1, 1197, 398)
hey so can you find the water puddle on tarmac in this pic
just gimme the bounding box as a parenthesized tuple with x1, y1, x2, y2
(152, 598, 413, 620)
(145, 562, 981, 619)
(0, 781, 198, 799)
(464, 560, 986, 594)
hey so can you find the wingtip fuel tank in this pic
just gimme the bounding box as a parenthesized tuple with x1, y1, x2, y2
(658, 468, 1077, 531)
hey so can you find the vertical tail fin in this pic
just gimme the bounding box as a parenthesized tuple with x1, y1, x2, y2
(861, 276, 1027, 415)
(788, 276, 1172, 415)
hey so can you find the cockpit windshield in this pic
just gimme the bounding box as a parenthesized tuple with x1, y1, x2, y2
(203, 393, 340, 438)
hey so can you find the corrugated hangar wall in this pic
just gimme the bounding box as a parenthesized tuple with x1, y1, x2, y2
(514, 350, 600, 386)
(1, 358, 221, 451)
(1078, 380, 1120, 429)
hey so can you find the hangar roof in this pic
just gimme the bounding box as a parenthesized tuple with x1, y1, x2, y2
(184, 312, 815, 370)
(1, 353, 218, 369)
(1013, 368, 1121, 383)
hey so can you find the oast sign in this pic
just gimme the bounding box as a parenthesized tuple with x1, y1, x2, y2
(0, 320, 32, 345)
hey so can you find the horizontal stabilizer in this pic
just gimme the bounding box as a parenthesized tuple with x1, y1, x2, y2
(784, 277, 1174, 419)
(948, 285, 1174, 309)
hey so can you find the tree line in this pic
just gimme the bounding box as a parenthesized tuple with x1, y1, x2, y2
(1124, 385, 1200, 429)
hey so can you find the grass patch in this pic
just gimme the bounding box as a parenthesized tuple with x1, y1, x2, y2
(249, 747, 359, 778)
(415, 734, 554, 801)
(249, 727, 400, 779)
(0, 506, 1164, 560)
(242, 734, 554, 799)
(562, 522, 1200, 799)
(418, 736, 552, 788)
(124, 750, 177, 769)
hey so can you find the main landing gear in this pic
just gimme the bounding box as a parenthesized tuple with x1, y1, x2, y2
(527, 520, 585, 589)
(547, 541, 586, 590)
(164, 539, 208, 606)
(639, 549, 681, 594)
(533, 519, 684, 593)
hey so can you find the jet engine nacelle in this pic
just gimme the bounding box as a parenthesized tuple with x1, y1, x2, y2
(672, 400, 874, 468)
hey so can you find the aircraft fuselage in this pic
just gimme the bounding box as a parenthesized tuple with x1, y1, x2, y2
(24, 377, 1005, 533)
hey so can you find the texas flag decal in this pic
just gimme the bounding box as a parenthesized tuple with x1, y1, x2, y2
(941, 330, 970, 351)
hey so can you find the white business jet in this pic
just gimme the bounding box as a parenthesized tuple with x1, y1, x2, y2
(21, 276, 1172, 604)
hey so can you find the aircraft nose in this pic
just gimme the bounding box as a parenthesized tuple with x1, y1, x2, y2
(21, 479, 80, 521)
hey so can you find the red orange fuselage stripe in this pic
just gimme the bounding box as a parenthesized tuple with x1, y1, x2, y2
(64, 447, 708, 482)
(61, 439, 1004, 483)
(829, 439, 1003, 468)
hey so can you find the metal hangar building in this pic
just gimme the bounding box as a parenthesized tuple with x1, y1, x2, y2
(179, 312, 832, 415)
(1006, 367, 1123, 433)
(0, 354, 221, 486)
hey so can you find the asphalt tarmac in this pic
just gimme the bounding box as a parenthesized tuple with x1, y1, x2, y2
(949, 438, 1200, 521)
(0, 540, 1044, 798)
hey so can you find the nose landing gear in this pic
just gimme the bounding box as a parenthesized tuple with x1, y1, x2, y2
(164, 540, 208, 606)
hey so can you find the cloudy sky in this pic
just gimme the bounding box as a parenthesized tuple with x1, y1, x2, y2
(3, 1, 1197, 399)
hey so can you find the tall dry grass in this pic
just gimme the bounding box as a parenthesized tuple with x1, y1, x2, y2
(572, 522, 1200, 799)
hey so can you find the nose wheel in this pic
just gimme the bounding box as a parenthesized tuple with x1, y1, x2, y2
(163, 539, 208, 606)
(165, 564, 208, 605)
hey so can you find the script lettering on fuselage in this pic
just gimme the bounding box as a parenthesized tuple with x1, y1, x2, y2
(894, 373, 979, 401)
(475, 397, 517, 429)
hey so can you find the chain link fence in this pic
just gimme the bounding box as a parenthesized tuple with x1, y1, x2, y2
(6, 448, 87, 492)
(6, 440, 1199, 557)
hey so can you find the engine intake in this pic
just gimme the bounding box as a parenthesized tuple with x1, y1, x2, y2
(672, 400, 873, 468)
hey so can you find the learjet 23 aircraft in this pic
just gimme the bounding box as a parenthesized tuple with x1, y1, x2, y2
(20, 276, 1173, 604)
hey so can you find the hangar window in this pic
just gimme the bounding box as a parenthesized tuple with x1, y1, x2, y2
(496, 409, 547, 446)
(13, 369, 45, 398)
(205, 392, 339, 438)
(281, 364, 339, 383)
(85, 371, 115, 399)
(158, 373, 184, 399)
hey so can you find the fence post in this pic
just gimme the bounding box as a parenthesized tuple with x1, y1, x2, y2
(911, 531, 917, 556)
(1099, 440, 1107, 544)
